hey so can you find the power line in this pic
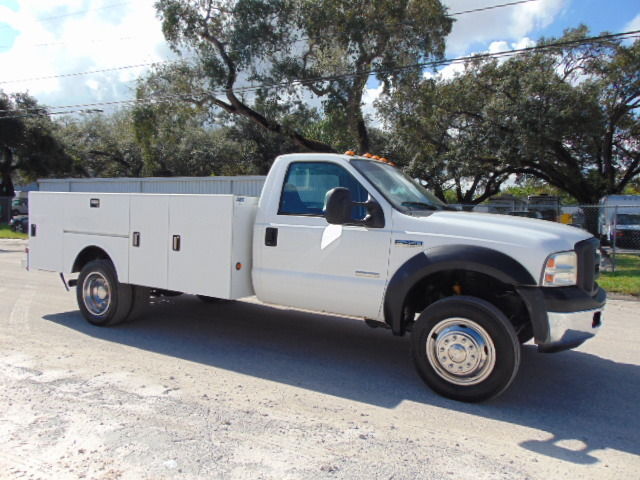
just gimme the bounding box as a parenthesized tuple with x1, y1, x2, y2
(0, 35, 143, 50)
(0, 0, 539, 83)
(0, 1, 132, 30)
(449, 0, 539, 16)
(3, 29, 637, 118)
(0, 61, 167, 85)
(37, 1, 132, 22)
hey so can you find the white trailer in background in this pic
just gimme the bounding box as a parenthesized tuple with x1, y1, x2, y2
(598, 195, 640, 248)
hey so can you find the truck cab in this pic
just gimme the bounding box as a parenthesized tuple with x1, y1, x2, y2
(28, 153, 606, 402)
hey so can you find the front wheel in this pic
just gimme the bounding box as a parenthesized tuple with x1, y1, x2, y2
(411, 296, 521, 402)
(77, 259, 133, 326)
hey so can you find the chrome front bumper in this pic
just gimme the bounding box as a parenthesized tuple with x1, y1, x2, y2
(538, 308, 604, 353)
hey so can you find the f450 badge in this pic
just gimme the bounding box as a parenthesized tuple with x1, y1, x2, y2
(395, 239, 424, 247)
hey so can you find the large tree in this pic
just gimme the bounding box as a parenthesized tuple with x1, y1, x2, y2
(148, 0, 452, 153)
(0, 92, 75, 198)
(383, 28, 640, 204)
(131, 92, 310, 176)
(379, 75, 513, 204)
(57, 110, 145, 178)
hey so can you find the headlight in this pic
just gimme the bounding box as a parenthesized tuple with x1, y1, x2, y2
(542, 251, 577, 287)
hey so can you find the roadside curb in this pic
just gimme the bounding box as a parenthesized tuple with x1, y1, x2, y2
(607, 293, 640, 302)
(0, 238, 28, 246)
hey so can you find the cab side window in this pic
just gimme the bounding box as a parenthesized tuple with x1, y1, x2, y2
(278, 162, 368, 219)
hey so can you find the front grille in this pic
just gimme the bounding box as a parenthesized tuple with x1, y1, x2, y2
(575, 237, 600, 295)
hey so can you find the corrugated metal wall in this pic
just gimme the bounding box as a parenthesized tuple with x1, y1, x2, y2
(39, 176, 266, 197)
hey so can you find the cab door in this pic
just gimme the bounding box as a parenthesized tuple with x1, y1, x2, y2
(254, 161, 391, 320)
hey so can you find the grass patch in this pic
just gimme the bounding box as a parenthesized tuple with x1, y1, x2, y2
(599, 254, 640, 297)
(0, 224, 28, 239)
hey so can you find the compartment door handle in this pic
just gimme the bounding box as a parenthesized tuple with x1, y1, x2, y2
(172, 235, 181, 251)
(265, 227, 278, 247)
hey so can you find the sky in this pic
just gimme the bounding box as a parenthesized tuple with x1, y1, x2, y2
(0, 0, 639, 116)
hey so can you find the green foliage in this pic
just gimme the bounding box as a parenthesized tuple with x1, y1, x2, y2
(0, 224, 27, 239)
(149, 0, 451, 153)
(380, 27, 640, 204)
(599, 254, 640, 296)
(57, 110, 144, 177)
(0, 91, 75, 197)
(378, 75, 512, 204)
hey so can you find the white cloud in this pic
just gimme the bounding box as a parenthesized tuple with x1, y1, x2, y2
(625, 13, 640, 33)
(363, 83, 384, 117)
(443, 0, 567, 55)
(0, 1, 168, 111)
(422, 36, 538, 81)
(436, 62, 466, 80)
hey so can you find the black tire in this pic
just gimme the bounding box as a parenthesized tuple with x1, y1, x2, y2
(126, 285, 150, 323)
(411, 296, 521, 403)
(517, 323, 534, 344)
(76, 259, 133, 326)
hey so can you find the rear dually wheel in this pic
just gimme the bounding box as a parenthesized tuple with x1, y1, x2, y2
(76, 259, 133, 326)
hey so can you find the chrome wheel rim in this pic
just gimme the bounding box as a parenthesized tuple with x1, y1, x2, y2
(83, 272, 111, 316)
(426, 318, 496, 386)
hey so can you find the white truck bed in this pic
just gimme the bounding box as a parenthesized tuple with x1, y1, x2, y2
(28, 192, 258, 299)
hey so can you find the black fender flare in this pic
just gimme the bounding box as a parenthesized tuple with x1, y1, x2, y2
(383, 245, 537, 335)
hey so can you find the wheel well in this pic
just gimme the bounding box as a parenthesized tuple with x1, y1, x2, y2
(401, 269, 531, 336)
(72, 246, 111, 273)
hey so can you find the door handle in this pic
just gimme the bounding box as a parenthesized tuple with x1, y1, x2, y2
(265, 227, 278, 247)
(132, 231, 140, 247)
(172, 235, 181, 251)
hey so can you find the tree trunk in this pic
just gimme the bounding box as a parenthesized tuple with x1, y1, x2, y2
(0, 147, 16, 198)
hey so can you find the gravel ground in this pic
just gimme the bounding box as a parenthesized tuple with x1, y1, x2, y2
(1, 239, 639, 479)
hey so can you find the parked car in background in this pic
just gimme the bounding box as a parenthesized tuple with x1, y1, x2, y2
(11, 198, 28, 216)
(9, 215, 28, 233)
(508, 211, 543, 219)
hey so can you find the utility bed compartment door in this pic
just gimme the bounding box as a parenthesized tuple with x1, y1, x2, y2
(64, 194, 130, 236)
(129, 195, 169, 289)
(28, 192, 66, 272)
(167, 195, 234, 298)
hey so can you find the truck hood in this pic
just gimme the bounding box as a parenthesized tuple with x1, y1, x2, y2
(408, 210, 592, 251)
(391, 210, 595, 284)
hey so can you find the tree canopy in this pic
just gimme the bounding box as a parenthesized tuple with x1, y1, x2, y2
(381, 27, 640, 204)
(147, 0, 452, 153)
(0, 92, 75, 198)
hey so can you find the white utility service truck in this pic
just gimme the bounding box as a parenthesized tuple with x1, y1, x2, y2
(28, 153, 606, 402)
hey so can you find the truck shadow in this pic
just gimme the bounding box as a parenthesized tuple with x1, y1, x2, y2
(44, 296, 639, 464)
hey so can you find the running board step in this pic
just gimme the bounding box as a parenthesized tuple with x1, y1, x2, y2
(365, 319, 391, 330)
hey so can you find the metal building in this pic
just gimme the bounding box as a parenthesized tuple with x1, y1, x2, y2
(38, 176, 267, 197)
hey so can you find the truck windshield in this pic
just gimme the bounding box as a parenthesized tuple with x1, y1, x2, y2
(351, 159, 446, 215)
(616, 214, 640, 225)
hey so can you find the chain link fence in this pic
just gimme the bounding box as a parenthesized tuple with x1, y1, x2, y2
(448, 202, 640, 272)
